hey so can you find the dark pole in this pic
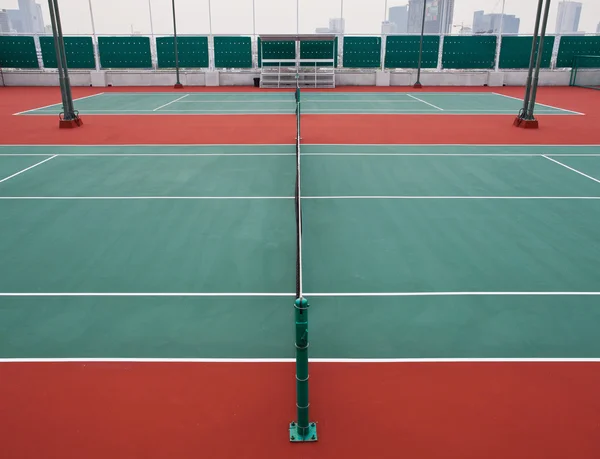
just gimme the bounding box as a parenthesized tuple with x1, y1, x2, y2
(52, 0, 75, 116)
(172, 0, 183, 88)
(413, 0, 428, 88)
(47, 0, 81, 127)
(527, 0, 552, 119)
(519, 0, 544, 119)
(47, 0, 68, 117)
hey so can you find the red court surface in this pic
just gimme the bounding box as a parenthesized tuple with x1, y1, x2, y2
(1, 84, 599, 459)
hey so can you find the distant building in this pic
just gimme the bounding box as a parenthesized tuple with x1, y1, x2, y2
(389, 5, 408, 34)
(473, 10, 520, 34)
(6, 0, 45, 34)
(0, 9, 13, 33)
(596, 21, 600, 34)
(315, 18, 344, 34)
(407, 0, 454, 34)
(556, 1, 582, 34)
(328, 18, 345, 34)
(381, 21, 395, 35)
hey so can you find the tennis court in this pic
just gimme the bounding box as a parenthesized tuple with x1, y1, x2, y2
(15, 91, 581, 115)
(2, 83, 600, 459)
(2, 142, 600, 359)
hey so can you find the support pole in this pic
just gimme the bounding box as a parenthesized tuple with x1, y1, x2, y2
(87, 0, 100, 71)
(339, 0, 344, 68)
(494, 0, 506, 72)
(527, 0, 552, 120)
(289, 298, 317, 442)
(413, 0, 428, 88)
(172, 0, 183, 88)
(48, 0, 82, 128)
(514, 0, 548, 129)
(519, 0, 544, 119)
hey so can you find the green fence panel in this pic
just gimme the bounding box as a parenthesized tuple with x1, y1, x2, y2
(258, 38, 295, 67)
(156, 36, 208, 68)
(442, 36, 497, 69)
(557, 36, 600, 68)
(300, 39, 338, 67)
(214, 36, 252, 68)
(499, 36, 555, 69)
(0, 36, 39, 69)
(343, 37, 381, 68)
(384, 35, 439, 69)
(98, 36, 151, 69)
(40, 36, 95, 69)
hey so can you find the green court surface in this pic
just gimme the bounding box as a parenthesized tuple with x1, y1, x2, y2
(16, 91, 581, 115)
(1, 144, 600, 360)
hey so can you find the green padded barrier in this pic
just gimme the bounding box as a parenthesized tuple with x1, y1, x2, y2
(156, 36, 208, 68)
(258, 38, 295, 67)
(98, 36, 151, 69)
(300, 38, 338, 67)
(557, 36, 600, 68)
(442, 36, 497, 69)
(214, 36, 252, 68)
(343, 37, 381, 68)
(0, 36, 39, 69)
(40, 36, 95, 69)
(384, 35, 439, 69)
(499, 36, 555, 69)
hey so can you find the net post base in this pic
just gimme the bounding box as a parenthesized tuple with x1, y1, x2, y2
(289, 422, 318, 442)
(413, 82, 423, 89)
(174, 83, 184, 89)
(513, 117, 539, 129)
(59, 118, 83, 129)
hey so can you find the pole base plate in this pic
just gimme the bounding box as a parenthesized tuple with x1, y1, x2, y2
(513, 117, 539, 129)
(59, 118, 83, 129)
(413, 82, 423, 89)
(174, 83, 184, 89)
(289, 422, 318, 442)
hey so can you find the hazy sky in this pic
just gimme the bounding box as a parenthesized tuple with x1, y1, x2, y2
(1, 0, 599, 35)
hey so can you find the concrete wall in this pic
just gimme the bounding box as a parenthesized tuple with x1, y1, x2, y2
(219, 72, 259, 86)
(335, 72, 376, 86)
(502, 70, 571, 86)
(1, 69, 597, 87)
(3, 71, 91, 86)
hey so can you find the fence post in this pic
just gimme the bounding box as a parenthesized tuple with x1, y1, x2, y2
(437, 35, 444, 71)
(551, 35, 561, 69)
(33, 33, 44, 70)
(87, 0, 100, 71)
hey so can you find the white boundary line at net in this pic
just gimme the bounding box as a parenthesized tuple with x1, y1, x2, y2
(1, 358, 599, 363)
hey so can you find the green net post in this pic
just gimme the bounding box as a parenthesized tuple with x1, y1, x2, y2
(289, 298, 317, 442)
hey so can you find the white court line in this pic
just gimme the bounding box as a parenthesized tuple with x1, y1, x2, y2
(1, 143, 599, 147)
(19, 110, 577, 115)
(175, 99, 421, 103)
(13, 92, 105, 115)
(73, 92, 106, 102)
(0, 155, 57, 184)
(1, 291, 599, 297)
(1, 196, 599, 200)
(1, 358, 599, 363)
(491, 92, 585, 115)
(1, 153, 599, 158)
(0, 196, 295, 200)
(152, 93, 190, 111)
(543, 155, 600, 184)
(406, 93, 444, 111)
(0, 153, 296, 157)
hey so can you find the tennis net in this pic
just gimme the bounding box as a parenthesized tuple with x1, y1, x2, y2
(295, 81, 303, 300)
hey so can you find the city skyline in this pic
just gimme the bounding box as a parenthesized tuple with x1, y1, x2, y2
(0, 0, 599, 36)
